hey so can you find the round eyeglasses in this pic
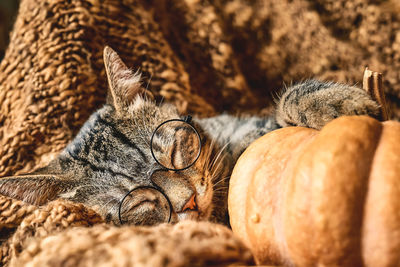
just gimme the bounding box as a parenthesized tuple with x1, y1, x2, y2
(118, 185, 173, 225)
(150, 116, 201, 171)
(118, 116, 202, 225)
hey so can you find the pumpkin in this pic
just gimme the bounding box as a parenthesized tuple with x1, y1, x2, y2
(228, 115, 400, 266)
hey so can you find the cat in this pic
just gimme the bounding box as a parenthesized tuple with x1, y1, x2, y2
(0, 46, 380, 226)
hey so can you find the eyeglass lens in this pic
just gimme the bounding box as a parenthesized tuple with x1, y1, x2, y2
(150, 119, 201, 171)
(119, 186, 172, 225)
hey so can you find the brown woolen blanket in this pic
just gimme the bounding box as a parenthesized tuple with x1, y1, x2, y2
(0, 195, 253, 266)
(0, 0, 399, 265)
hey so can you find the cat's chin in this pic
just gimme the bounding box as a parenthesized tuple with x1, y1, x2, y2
(176, 210, 200, 221)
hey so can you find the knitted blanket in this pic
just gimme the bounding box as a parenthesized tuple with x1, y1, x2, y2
(0, 195, 253, 266)
(0, 0, 399, 265)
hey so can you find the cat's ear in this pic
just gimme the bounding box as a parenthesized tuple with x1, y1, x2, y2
(0, 175, 74, 205)
(103, 46, 154, 112)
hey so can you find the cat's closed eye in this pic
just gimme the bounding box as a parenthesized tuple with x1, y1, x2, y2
(119, 187, 172, 225)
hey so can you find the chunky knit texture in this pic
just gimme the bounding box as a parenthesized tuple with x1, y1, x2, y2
(0, 196, 103, 265)
(10, 221, 254, 267)
(0, 195, 253, 266)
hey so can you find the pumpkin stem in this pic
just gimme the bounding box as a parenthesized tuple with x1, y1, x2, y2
(363, 67, 389, 121)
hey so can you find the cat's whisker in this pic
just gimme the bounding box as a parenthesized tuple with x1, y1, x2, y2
(210, 152, 229, 182)
(213, 187, 229, 191)
(213, 185, 230, 190)
(209, 141, 231, 178)
(201, 140, 219, 183)
(211, 141, 230, 167)
(212, 176, 230, 188)
(213, 181, 230, 188)
(204, 138, 217, 171)
(212, 187, 230, 193)
(206, 145, 220, 172)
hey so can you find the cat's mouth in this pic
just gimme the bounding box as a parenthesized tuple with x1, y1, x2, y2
(175, 194, 201, 221)
(174, 192, 212, 222)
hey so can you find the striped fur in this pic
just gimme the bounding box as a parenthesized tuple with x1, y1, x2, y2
(0, 47, 380, 226)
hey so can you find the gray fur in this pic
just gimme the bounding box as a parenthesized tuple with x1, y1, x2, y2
(275, 80, 379, 129)
(0, 47, 380, 226)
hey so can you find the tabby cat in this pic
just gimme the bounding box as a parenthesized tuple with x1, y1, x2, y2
(0, 47, 379, 226)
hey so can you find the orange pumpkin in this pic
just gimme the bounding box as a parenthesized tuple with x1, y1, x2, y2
(228, 115, 400, 266)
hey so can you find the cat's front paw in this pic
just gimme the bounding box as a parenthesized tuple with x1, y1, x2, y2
(276, 80, 380, 130)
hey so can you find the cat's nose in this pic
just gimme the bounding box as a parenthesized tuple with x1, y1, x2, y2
(180, 193, 197, 212)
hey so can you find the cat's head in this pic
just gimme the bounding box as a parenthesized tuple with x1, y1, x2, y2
(0, 47, 230, 226)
